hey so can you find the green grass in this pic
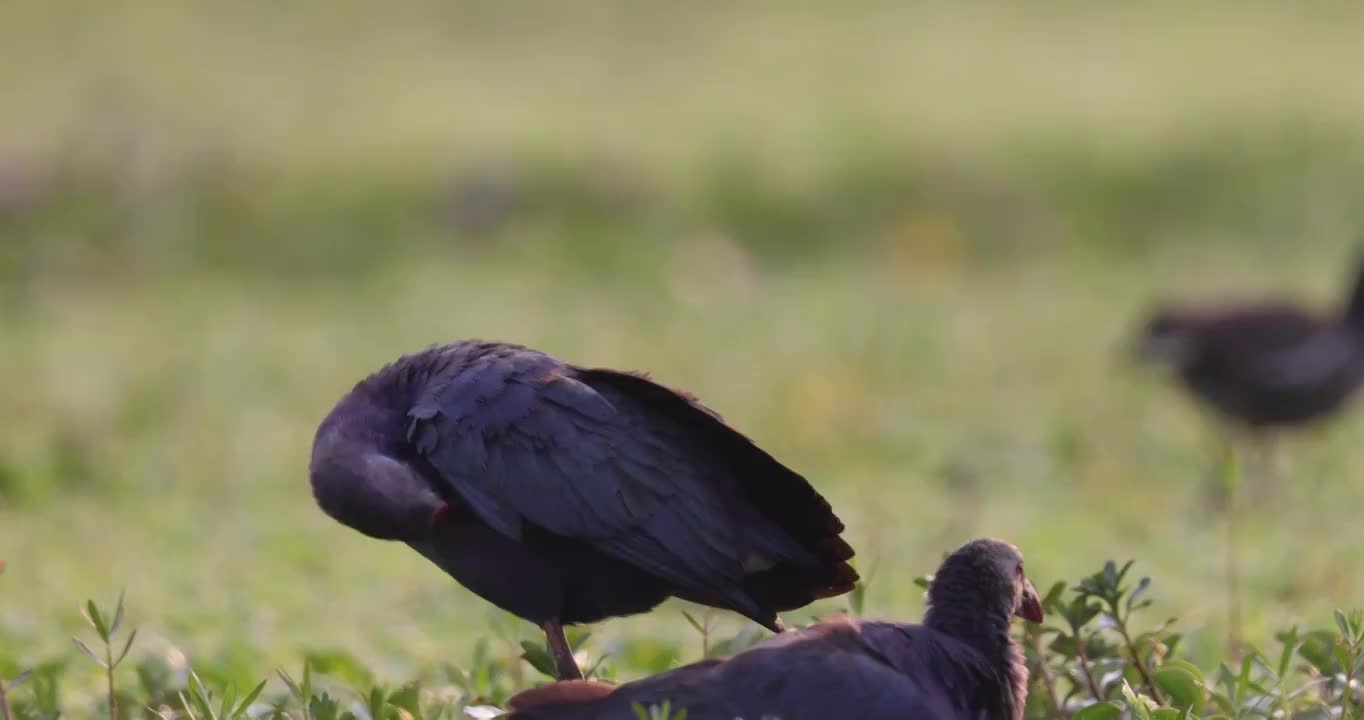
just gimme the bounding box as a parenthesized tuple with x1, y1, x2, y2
(5, 243, 1364, 679)
(3, 1, 1364, 714)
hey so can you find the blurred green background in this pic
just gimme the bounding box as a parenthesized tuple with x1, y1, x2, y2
(4, 0, 1364, 695)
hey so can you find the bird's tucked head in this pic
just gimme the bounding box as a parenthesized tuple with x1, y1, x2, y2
(309, 402, 445, 542)
(926, 538, 1043, 631)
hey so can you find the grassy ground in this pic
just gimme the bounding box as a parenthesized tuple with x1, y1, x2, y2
(3, 1, 1364, 709)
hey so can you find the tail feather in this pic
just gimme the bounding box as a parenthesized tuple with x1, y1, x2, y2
(575, 368, 859, 615)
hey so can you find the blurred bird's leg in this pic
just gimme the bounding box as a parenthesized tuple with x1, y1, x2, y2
(1220, 443, 1244, 659)
(1198, 425, 1235, 515)
(1241, 430, 1279, 509)
(541, 621, 583, 681)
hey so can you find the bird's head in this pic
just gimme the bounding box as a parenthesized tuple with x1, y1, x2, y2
(930, 538, 1043, 624)
(1131, 308, 1199, 370)
(310, 407, 446, 542)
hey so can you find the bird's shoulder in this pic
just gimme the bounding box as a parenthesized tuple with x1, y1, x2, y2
(399, 342, 622, 431)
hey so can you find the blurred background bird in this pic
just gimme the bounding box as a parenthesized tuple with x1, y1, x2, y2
(1132, 247, 1364, 495)
(1130, 246, 1364, 651)
(310, 340, 857, 679)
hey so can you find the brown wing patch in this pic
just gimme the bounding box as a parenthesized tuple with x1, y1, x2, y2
(508, 680, 617, 710)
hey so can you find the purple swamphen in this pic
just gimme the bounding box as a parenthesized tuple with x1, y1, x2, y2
(309, 340, 857, 680)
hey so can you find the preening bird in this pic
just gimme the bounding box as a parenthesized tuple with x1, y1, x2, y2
(1134, 251, 1364, 431)
(507, 537, 1043, 720)
(309, 341, 857, 680)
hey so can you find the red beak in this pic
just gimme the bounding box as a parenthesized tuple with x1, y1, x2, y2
(1016, 578, 1044, 623)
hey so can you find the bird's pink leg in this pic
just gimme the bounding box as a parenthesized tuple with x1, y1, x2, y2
(541, 621, 584, 681)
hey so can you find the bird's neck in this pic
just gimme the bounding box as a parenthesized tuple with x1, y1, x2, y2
(924, 592, 1027, 720)
(1342, 248, 1364, 334)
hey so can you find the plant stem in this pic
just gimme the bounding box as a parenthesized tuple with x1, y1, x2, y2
(1226, 444, 1243, 658)
(1116, 623, 1164, 705)
(1342, 643, 1359, 720)
(106, 643, 117, 720)
(1226, 486, 1243, 657)
(1, 679, 12, 720)
(1032, 633, 1067, 718)
(1074, 635, 1104, 702)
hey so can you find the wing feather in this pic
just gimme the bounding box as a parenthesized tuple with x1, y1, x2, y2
(407, 346, 763, 612)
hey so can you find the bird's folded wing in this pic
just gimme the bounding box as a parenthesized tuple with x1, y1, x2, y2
(1245, 331, 1361, 391)
(405, 350, 756, 608)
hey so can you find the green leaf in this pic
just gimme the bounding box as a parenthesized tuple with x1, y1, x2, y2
(1151, 709, 1185, 720)
(309, 692, 342, 720)
(179, 691, 202, 720)
(1333, 645, 1352, 675)
(1127, 577, 1151, 613)
(565, 627, 592, 650)
(1160, 660, 1206, 686)
(72, 637, 107, 668)
(519, 641, 558, 680)
(583, 651, 613, 680)
(388, 682, 423, 715)
(365, 685, 388, 719)
(1121, 680, 1154, 720)
(1041, 580, 1068, 613)
(1073, 701, 1122, 720)
(116, 627, 139, 666)
(189, 671, 217, 719)
(1206, 689, 1235, 717)
(110, 591, 126, 637)
(1335, 610, 1350, 640)
(219, 682, 237, 720)
(9, 668, 32, 688)
(235, 679, 267, 718)
(1116, 560, 1135, 585)
(1276, 625, 1300, 679)
(1235, 654, 1253, 706)
(631, 703, 649, 720)
(277, 669, 304, 702)
(1153, 667, 1204, 714)
(85, 600, 109, 642)
(305, 649, 375, 688)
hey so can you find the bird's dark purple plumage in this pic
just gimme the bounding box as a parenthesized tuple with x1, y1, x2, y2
(507, 538, 1039, 720)
(309, 340, 857, 646)
(1135, 250, 1364, 429)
